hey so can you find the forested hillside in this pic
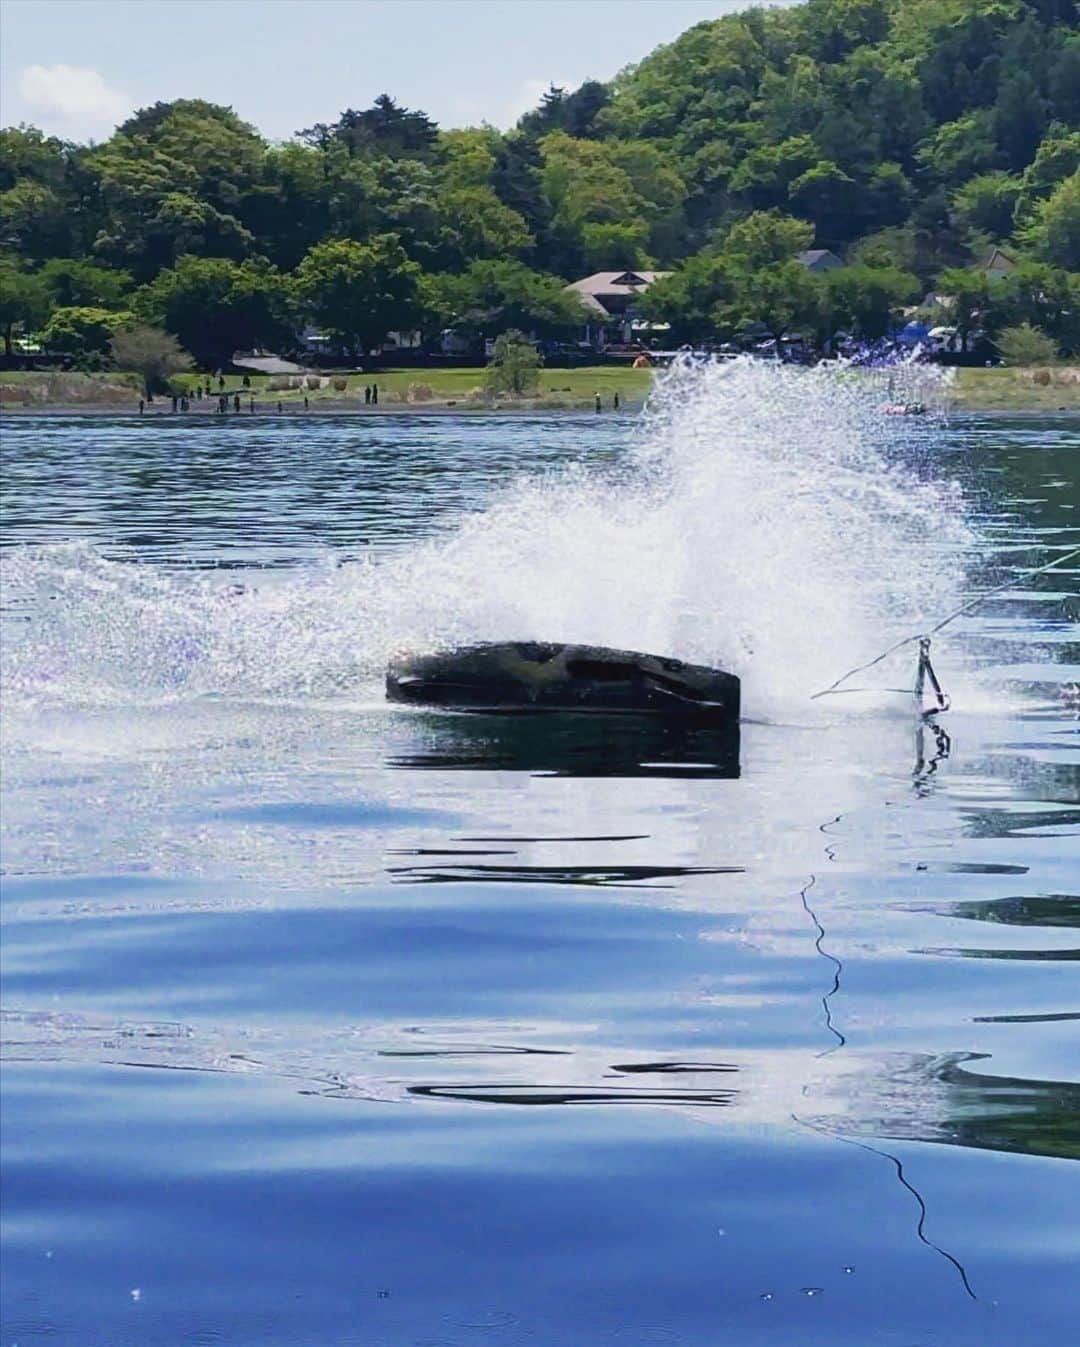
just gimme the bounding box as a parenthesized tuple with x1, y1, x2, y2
(2, 0, 1078, 366)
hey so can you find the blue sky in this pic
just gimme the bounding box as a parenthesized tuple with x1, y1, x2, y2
(1, 0, 794, 143)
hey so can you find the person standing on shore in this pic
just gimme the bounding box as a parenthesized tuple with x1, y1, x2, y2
(139, 398, 145, 415)
(372, 382, 378, 405)
(364, 385, 371, 406)
(595, 392, 602, 413)
(233, 392, 240, 413)
(613, 391, 620, 411)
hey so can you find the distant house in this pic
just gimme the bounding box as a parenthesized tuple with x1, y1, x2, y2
(564, 269, 671, 346)
(978, 247, 1018, 282)
(795, 249, 844, 274)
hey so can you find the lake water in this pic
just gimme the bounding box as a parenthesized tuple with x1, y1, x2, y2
(1, 363, 1077, 1346)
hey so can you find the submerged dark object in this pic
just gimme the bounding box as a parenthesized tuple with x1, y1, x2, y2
(386, 642, 740, 725)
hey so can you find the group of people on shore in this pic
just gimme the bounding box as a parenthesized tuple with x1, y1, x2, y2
(133, 380, 632, 415)
(138, 379, 382, 415)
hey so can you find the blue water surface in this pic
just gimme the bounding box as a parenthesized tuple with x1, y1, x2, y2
(1, 407, 1077, 1346)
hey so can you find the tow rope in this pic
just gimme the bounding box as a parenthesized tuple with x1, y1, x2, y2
(811, 544, 1080, 713)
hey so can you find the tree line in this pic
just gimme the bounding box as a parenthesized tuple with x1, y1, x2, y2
(2, 0, 1078, 370)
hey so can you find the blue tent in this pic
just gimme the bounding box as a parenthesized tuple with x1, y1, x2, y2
(897, 321, 931, 347)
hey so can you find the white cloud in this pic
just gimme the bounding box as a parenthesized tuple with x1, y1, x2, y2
(17, 64, 131, 140)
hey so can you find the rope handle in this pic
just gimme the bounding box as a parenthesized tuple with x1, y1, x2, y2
(915, 637, 950, 715)
(812, 544, 1080, 703)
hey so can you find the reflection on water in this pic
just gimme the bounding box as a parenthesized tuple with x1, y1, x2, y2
(388, 710, 742, 778)
(944, 894, 1080, 926)
(4, 1007, 1076, 1156)
(387, 860, 744, 887)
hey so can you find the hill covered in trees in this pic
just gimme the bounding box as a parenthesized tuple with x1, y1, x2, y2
(2, 0, 1078, 367)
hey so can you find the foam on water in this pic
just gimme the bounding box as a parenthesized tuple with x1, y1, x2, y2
(2, 358, 973, 724)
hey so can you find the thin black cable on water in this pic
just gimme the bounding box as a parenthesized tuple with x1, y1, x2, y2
(811, 544, 1080, 704)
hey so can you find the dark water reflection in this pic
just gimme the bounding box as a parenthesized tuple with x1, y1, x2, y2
(387, 710, 742, 778)
(1, 411, 1078, 1346)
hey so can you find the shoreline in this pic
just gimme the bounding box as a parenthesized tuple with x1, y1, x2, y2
(2, 399, 1076, 420)
(0, 397, 647, 418)
(4, 365, 1077, 417)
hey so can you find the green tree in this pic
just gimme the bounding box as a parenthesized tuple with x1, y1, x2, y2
(0, 255, 49, 356)
(936, 267, 999, 351)
(997, 261, 1080, 356)
(787, 160, 858, 247)
(0, 127, 72, 259)
(917, 112, 1002, 188)
(484, 329, 541, 396)
(996, 321, 1058, 365)
(849, 225, 919, 277)
(1048, 31, 1080, 125)
(42, 305, 129, 358)
(246, 142, 332, 270)
(518, 81, 612, 140)
(0, 179, 70, 261)
(824, 264, 920, 340)
(0, 125, 68, 192)
(429, 260, 588, 342)
(638, 250, 739, 343)
(87, 101, 266, 278)
(434, 186, 533, 267)
(539, 132, 685, 270)
(722, 210, 814, 269)
(862, 163, 915, 234)
(1019, 170, 1080, 270)
(993, 17, 1052, 172)
(299, 95, 440, 161)
(729, 136, 819, 211)
(3, 0, 1079, 360)
(952, 173, 1022, 243)
(729, 259, 821, 346)
(110, 323, 193, 393)
(1014, 130, 1080, 225)
(295, 234, 421, 354)
(38, 258, 132, 309)
(581, 220, 650, 270)
(136, 255, 294, 368)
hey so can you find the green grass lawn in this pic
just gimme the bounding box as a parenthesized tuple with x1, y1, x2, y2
(172, 365, 655, 405)
(950, 366, 1080, 411)
(1, 364, 654, 408)
(8, 364, 1077, 413)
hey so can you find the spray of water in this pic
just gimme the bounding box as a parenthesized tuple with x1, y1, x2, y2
(2, 358, 971, 721)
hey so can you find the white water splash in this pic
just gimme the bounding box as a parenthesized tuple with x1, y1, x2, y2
(2, 358, 972, 722)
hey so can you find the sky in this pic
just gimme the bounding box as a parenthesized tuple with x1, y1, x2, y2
(1, 0, 794, 144)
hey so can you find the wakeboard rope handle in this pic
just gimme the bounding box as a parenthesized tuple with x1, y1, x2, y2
(811, 544, 1080, 704)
